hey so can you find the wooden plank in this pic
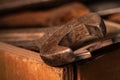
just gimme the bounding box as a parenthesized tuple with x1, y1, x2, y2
(0, 0, 71, 12)
(0, 42, 74, 80)
(107, 13, 120, 23)
(76, 43, 120, 80)
(0, 2, 89, 28)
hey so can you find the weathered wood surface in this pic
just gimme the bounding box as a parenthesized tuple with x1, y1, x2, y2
(0, 2, 89, 28)
(107, 13, 120, 23)
(77, 43, 120, 80)
(0, 42, 74, 80)
(0, 0, 71, 12)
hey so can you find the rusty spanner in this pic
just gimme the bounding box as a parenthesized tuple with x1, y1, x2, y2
(39, 15, 120, 67)
(0, 13, 105, 50)
(39, 20, 120, 66)
(38, 13, 106, 66)
(0, 13, 106, 66)
(0, 13, 119, 67)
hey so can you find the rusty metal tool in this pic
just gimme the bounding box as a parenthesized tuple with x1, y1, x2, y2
(39, 20, 120, 67)
(1, 21, 119, 50)
(37, 12, 106, 66)
(0, 13, 106, 66)
(0, 13, 119, 67)
(70, 20, 120, 66)
(0, 13, 104, 50)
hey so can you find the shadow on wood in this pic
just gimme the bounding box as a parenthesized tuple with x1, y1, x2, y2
(77, 43, 120, 80)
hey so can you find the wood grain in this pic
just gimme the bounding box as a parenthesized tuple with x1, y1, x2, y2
(77, 43, 120, 80)
(107, 13, 120, 23)
(0, 2, 89, 28)
(0, 42, 74, 80)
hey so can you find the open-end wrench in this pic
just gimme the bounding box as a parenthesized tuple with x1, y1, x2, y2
(0, 13, 119, 67)
(39, 20, 120, 67)
(39, 15, 120, 67)
(0, 13, 106, 66)
(38, 13, 106, 66)
(74, 20, 120, 63)
(0, 13, 105, 50)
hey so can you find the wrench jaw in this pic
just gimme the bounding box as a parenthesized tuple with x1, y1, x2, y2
(74, 34, 120, 61)
(40, 46, 76, 67)
(73, 39, 113, 60)
(39, 13, 106, 67)
(86, 23, 106, 39)
(83, 13, 106, 38)
(40, 25, 100, 67)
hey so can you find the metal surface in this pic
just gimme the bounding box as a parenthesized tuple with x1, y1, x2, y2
(39, 16, 120, 67)
(0, 13, 119, 67)
(74, 20, 120, 61)
(0, 13, 106, 66)
(0, 0, 119, 68)
(39, 13, 106, 66)
(0, 13, 105, 50)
